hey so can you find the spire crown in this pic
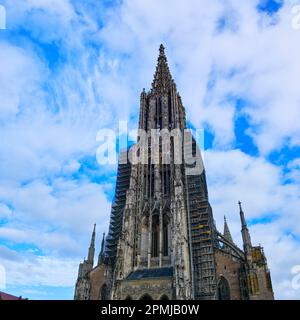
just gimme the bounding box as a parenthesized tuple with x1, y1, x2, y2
(159, 44, 165, 56)
(151, 44, 174, 93)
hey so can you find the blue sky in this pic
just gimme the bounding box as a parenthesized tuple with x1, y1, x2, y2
(0, 0, 300, 299)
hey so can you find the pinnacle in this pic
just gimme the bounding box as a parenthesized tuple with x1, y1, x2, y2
(223, 215, 233, 243)
(151, 44, 174, 93)
(159, 44, 165, 56)
(238, 201, 247, 228)
(90, 224, 96, 247)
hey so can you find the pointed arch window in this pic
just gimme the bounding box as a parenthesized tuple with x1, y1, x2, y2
(163, 216, 169, 256)
(151, 214, 159, 257)
(141, 216, 149, 259)
(217, 276, 230, 300)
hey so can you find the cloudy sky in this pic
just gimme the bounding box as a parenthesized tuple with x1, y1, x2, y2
(0, 0, 300, 300)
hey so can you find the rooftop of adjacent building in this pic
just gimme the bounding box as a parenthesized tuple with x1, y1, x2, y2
(0, 291, 27, 300)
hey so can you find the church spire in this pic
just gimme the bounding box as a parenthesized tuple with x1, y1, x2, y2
(87, 224, 96, 265)
(223, 216, 233, 243)
(98, 232, 105, 265)
(151, 44, 174, 93)
(238, 201, 252, 254)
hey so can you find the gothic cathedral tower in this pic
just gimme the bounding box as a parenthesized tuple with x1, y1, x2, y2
(111, 44, 193, 300)
(74, 45, 274, 300)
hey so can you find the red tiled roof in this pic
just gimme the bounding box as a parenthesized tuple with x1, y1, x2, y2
(0, 291, 24, 300)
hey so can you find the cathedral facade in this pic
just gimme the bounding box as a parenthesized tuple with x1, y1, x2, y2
(74, 45, 274, 300)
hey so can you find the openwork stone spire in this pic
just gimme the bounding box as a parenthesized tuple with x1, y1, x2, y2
(151, 44, 174, 93)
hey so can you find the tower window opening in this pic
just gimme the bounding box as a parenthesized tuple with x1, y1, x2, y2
(163, 219, 169, 256)
(151, 214, 160, 257)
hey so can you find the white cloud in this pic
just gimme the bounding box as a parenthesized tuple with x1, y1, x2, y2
(62, 159, 81, 175)
(0, 203, 12, 218)
(0, 246, 78, 287)
(206, 149, 286, 221)
(0, 43, 46, 118)
(4, 0, 78, 43)
(206, 148, 300, 238)
(0, 178, 111, 255)
(0, 2, 118, 295)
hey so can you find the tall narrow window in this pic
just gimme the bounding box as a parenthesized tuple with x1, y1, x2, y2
(168, 95, 172, 126)
(154, 99, 158, 128)
(141, 217, 148, 259)
(159, 98, 162, 129)
(217, 277, 230, 300)
(151, 215, 159, 257)
(163, 219, 169, 256)
(163, 167, 166, 195)
(150, 165, 155, 198)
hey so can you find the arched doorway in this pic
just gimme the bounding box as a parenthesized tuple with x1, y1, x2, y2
(159, 294, 169, 300)
(217, 276, 230, 300)
(125, 295, 132, 300)
(140, 294, 153, 300)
